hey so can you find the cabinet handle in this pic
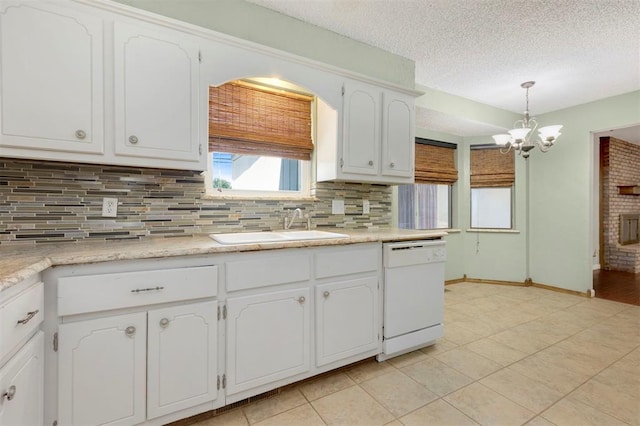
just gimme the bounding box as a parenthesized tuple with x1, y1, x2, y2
(2, 385, 16, 401)
(390, 162, 395, 168)
(131, 286, 164, 293)
(323, 291, 330, 298)
(75, 130, 86, 139)
(159, 318, 170, 328)
(16, 310, 39, 325)
(125, 326, 136, 338)
(128, 135, 139, 144)
(368, 160, 374, 166)
(297, 296, 306, 304)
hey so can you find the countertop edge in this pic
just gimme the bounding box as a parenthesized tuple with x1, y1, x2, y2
(0, 229, 447, 293)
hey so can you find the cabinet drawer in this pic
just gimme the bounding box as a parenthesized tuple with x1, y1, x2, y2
(58, 265, 217, 316)
(315, 245, 379, 279)
(226, 253, 310, 292)
(0, 282, 44, 362)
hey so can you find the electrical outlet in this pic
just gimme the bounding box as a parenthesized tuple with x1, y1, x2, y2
(102, 197, 118, 217)
(362, 199, 370, 214)
(332, 199, 345, 215)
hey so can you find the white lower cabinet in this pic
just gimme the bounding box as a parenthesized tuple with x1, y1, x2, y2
(0, 331, 44, 426)
(147, 302, 217, 419)
(48, 243, 384, 424)
(315, 277, 378, 366)
(226, 288, 310, 395)
(58, 301, 218, 425)
(58, 312, 147, 426)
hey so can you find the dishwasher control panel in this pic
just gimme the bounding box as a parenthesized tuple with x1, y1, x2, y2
(383, 239, 446, 267)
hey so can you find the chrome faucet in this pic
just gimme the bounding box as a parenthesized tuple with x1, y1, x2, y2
(284, 208, 303, 230)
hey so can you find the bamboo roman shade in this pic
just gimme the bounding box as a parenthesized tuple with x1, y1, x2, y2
(209, 81, 313, 161)
(470, 147, 515, 187)
(414, 141, 458, 184)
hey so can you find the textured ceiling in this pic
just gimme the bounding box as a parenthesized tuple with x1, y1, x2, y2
(246, 0, 640, 139)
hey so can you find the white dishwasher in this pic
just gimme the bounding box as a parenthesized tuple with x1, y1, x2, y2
(378, 239, 446, 361)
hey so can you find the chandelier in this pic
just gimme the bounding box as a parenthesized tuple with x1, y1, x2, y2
(492, 81, 562, 158)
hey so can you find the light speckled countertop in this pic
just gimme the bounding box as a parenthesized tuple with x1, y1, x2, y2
(0, 228, 446, 292)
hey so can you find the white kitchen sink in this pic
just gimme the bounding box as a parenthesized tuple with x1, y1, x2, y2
(210, 230, 349, 245)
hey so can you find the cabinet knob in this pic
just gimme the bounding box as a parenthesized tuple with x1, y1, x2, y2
(125, 326, 136, 337)
(2, 385, 16, 401)
(368, 160, 374, 166)
(390, 162, 395, 168)
(159, 318, 170, 328)
(297, 296, 306, 304)
(323, 291, 330, 298)
(75, 130, 86, 139)
(128, 135, 139, 144)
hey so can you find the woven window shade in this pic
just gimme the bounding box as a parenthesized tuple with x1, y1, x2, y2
(470, 147, 515, 187)
(208, 81, 313, 161)
(414, 143, 458, 184)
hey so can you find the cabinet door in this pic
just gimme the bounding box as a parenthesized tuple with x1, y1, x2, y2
(381, 92, 414, 179)
(147, 301, 218, 419)
(226, 288, 310, 395)
(0, 331, 44, 426)
(315, 277, 379, 366)
(0, 1, 103, 154)
(342, 82, 380, 176)
(114, 20, 201, 166)
(58, 312, 146, 426)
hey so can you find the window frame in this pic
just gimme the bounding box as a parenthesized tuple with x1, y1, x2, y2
(205, 79, 315, 199)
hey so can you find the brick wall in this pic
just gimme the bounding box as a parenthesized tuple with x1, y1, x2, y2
(600, 137, 640, 273)
(0, 159, 392, 246)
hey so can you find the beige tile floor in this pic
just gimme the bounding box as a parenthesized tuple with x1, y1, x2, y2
(191, 282, 640, 426)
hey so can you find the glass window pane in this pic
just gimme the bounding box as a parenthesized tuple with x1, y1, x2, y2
(398, 183, 450, 230)
(471, 187, 512, 228)
(212, 152, 302, 192)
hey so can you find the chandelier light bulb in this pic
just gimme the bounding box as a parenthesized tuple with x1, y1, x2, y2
(538, 125, 563, 142)
(508, 127, 532, 143)
(492, 134, 511, 146)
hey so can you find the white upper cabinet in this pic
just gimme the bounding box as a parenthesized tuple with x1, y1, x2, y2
(317, 80, 416, 184)
(0, 1, 104, 156)
(113, 20, 203, 168)
(381, 92, 414, 178)
(342, 82, 381, 176)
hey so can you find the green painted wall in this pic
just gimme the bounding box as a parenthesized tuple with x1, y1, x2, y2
(529, 90, 640, 292)
(113, 0, 415, 89)
(415, 84, 520, 128)
(458, 137, 528, 283)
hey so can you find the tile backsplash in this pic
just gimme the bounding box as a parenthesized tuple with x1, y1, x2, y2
(0, 159, 392, 245)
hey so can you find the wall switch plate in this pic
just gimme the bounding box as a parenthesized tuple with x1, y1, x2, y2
(332, 199, 345, 215)
(102, 197, 118, 217)
(362, 199, 370, 214)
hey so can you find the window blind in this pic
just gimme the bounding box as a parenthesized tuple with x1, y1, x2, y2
(208, 81, 313, 161)
(414, 141, 458, 184)
(470, 146, 515, 187)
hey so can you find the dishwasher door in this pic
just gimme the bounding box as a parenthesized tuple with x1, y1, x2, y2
(384, 262, 444, 338)
(381, 240, 446, 358)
